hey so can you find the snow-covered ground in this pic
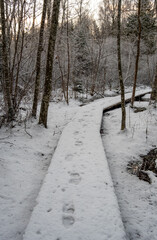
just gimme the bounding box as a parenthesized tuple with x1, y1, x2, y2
(102, 98, 157, 240)
(0, 88, 155, 240)
(0, 101, 79, 240)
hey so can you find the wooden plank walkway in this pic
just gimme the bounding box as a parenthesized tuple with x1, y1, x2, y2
(23, 90, 150, 240)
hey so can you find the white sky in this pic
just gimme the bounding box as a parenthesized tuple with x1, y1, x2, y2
(69, 0, 102, 20)
(88, 0, 102, 19)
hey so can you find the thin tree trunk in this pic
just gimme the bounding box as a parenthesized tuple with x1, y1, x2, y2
(32, 0, 48, 117)
(0, 0, 14, 120)
(151, 64, 157, 102)
(66, 0, 70, 105)
(131, 0, 141, 107)
(0, 5, 2, 87)
(117, 0, 126, 130)
(11, 0, 24, 99)
(14, 29, 24, 109)
(57, 54, 66, 100)
(47, 0, 51, 28)
(39, 0, 61, 127)
(151, 0, 157, 102)
(32, 0, 36, 32)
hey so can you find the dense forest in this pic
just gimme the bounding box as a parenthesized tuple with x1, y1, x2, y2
(0, 0, 157, 127)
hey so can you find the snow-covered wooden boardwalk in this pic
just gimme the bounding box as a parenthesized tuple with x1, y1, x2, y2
(23, 90, 150, 240)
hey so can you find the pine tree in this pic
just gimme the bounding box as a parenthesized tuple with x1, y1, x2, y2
(73, 17, 91, 94)
(126, 0, 156, 54)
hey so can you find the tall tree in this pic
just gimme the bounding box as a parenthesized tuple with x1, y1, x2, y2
(0, 0, 14, 120)
(99, 0, 118, 37)
(32, 0, 48, 117)
(66, 0, 70, 105)
(32, 0, 36, 32)
(131, 0, 142, 106)
(39, 0, 61, 127)
(0, 3, 2, 88)
(126, 0, 156, 55)
(117, 0, 126, 130)
(73, 16, 91, 95)
(151, 65, 157, 102)
(151, 0, 157, 102)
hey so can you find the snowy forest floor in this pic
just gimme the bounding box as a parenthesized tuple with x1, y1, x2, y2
(0, 101, 80, 240)
(0, 89, 157, 240)
(102, 99, 157, 240)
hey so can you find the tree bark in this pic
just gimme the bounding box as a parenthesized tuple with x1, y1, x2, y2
(151, 68, 157, 102)
(0, 4, 2, 88)
(32, 0, 36, 32)
(151, 0, 157, 102)
(117, 0, 126, 130)
(0, 0, 14, 120)
(131, 0, 141, 107)
(32, 0, 48, 117)
(39, 0, 61, 127)
(66, 0, 70, 105)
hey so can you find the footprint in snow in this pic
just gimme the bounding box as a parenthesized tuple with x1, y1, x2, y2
(74, 131, 79, 135)
(75, 140, 83, 146)
(65, 154, 73, 161)
(62, 215, 75, 228)
(63, 203, 75, 214)
(62, 203, 75, 228)
(79, 119, 84, 122)
(69, 173, 81, 185)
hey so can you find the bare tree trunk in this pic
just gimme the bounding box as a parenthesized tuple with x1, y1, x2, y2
(0, 5, 2, 88)
(79, 0, 83, 24)
(57, 54, 66, 100)
(151, 65, 157, 102)
(11, 0, 25, 102)
(47, 0, 51, 28)
(32, 0, 48, 117)
(117, 0, 126, 130)
(131, 0, 141, 107)
(66, 0, 70, 105)
(0, 0, 14, 120)
(151, 0, 157, 102)
(14, 29, 25, 109)
(32, 0, 36, 32)
(39, 0, 61, 127)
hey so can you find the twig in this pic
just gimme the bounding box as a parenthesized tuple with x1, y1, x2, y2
(0, 136, 10, 140)
(24, 120, 32, 138)
(0, 141, 14, 146)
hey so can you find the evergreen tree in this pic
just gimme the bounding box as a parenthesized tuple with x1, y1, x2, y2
(73, 17, 91, 93)
(126, 0, 156, 54)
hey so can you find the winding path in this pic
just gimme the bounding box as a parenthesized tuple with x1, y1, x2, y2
(23, 90, 150, 240)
